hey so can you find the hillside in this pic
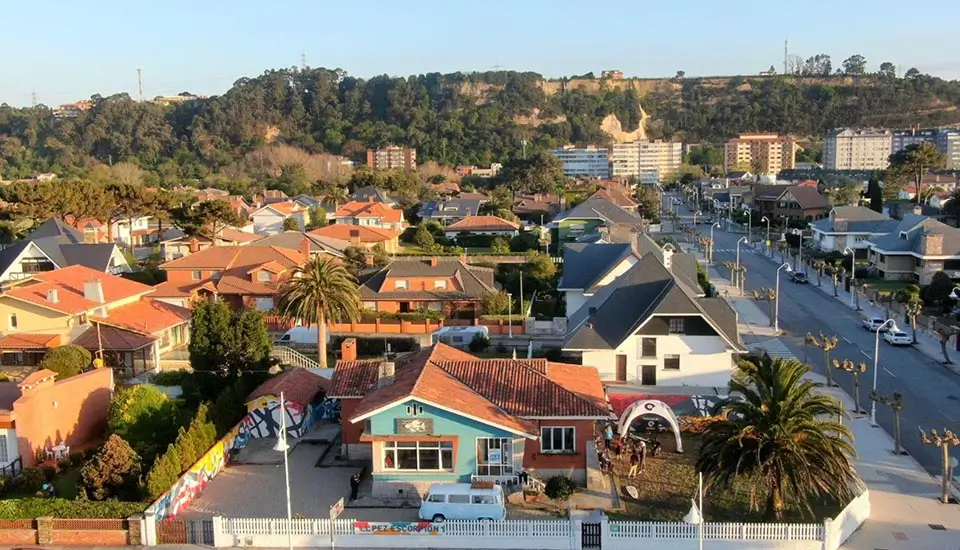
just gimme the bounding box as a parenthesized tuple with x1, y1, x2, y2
(1, 68, 960, 181)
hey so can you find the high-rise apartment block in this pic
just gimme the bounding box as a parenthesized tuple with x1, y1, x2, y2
(892, 129, 960, 170)
(638, 140, 682, 179)
(366, 146, 417, 171)
(723, 133, 798, 174)
(552, 141, 682, 181)
(548, 146, 612, 179)
(823, 128, 893, 171)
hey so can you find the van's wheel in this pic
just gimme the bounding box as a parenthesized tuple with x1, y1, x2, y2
(432, 514, 445, 523)
(479, 517, 493, 522)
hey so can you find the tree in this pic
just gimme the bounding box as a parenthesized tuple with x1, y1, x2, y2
(490, 236, 511, 254)
(370, 243, 390, 267)
(39, 345, 91, 379)
(807, 333, 839, 386)
(752, 287, 777, 327)
(525, 251, 556, 281)
(887, 142, 947, 205)
(866, 176, 883, 212)
(878, 62, 896, 78)
(924, 271, 955, 309)
(324, 185, 349, 211)
(343, 246, 369, 273)
(481, 291, 512, 315)
(904, 67, 921, 79)
(544, 474, 576, 512)
(276, 257, 362, 368)
(80, 434, 142, 501)
(413, 225, 435, 248)
(107, 385, 182, 463)
(697, 357, 857, 520)
(802, 54, 832, 76)
(833, 359, 868, 414)
(841, 54, 867, 75)
(305, 205, 326, 230)
(493, 152, 565, 195)
(870, 390, 904, 454)
(172, 199, 244, 244)
(145, 444, 182, 500)
(282, 217, 300, 231)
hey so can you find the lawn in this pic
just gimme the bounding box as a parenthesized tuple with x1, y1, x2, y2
(52, 468, 82, 499)
(609, 434, 844, 523)
(859, 279, 913, 294)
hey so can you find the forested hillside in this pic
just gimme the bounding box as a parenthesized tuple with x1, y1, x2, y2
(1, 67, 960, 183)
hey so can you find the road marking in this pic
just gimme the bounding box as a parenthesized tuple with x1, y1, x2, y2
(860, 350, 872, 359)
(842, 336, 853, 344)
(883, 367, 896, 378)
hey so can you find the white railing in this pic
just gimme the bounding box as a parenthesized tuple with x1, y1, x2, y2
(270, 346, 321, 370)
(470, 474, 546, 493)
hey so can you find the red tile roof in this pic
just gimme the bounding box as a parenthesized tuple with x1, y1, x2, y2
(333, 344, 608, 436)
(246, 369, 329, 408)
(3, 266, 153, 315)
(255, 201, 300, 216)
(72, 324, 156, 351)
(333, 201, 404, 223)
(0, 333, 61, 350)
(94, 299, 191, 335)
(161, 246, 305, 297)
(591, 189, 638, 208)
(308, 225, 399, 243)
(446, 215, 520, 232)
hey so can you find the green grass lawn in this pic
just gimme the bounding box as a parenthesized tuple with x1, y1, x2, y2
(608, 434, 843, 523)
(859, 279, 913, 293)
(52, 468, 82, 499)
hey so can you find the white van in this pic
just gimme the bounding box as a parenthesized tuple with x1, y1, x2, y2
(277, 326, 330, 345)
(419, 482, 506, 522)
(431, 326, 489, 348)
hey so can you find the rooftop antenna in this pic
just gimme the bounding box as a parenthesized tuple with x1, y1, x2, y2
(301, 52, 307, 70)
(136, 68, 143, 102)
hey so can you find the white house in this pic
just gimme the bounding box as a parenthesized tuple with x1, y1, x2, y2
(0, 219, 130, 282)
(443, 215, 520, 240)
(111, 216, 153, 247)
(558, 242, 638, 317)
(810, 206, 899, 253)
(250, 201, 306, 235)
(563, 248, 744, 386)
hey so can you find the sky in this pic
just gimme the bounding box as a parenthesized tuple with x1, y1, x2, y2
(5, 0, 960, 107)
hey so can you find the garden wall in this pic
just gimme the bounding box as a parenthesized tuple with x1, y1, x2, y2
(824, 488, 870, 550)
(0, 517, 143, 546)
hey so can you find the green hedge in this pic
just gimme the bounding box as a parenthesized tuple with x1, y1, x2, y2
(359, 310, 445, 322)
(0, 498, 147, 519)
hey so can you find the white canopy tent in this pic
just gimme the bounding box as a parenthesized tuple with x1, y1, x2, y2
(617, 399, 684, 453)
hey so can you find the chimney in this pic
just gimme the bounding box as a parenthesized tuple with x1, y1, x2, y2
(368, 196, 375, 203)
(912, 204, 923, 215)
(299, 236, 311, 258)
(341, 338, 357, 362)
(834, 218, 848, 232)
(349, 229, 361, 246)
(188, 237, 201, 253)
(46, 289, 59, 303)
(662, 246, 674, 269)
(378, 361, 395, 388)
(429, 257, 439, 267)
(84, 279, 105, 304)
(921, 233, 944, 256)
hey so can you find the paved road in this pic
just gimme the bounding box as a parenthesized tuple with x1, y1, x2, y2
(667, 194, 960, 478)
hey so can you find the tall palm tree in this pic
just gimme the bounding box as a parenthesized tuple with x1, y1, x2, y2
(324, 184, 350, 211)
(697, 357, 859, 521)
(276, 257, 363, 368)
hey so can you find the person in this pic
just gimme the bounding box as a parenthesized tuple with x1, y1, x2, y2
(638, 441, 647, 474)
(349, 472, 361, 501)
(627, 449, 640, 478)
(603, 424, 614, 449)
(599, 448, 612, 473)
(614, 437, 624, 460)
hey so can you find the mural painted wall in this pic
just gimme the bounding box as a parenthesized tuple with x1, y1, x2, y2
(244, 396, 309, 439)
(147, 420, 251, 522)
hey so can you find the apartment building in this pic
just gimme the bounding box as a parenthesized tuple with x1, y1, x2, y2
(936, 131, 960, 170)
(638, 140, 682, 179)
(549, 146, 611, 179)
(823, 128, 893, 171)
(891, 129, 960, 170)
(723, 133, 798, 174)
(366, 146, 417, 171)
(609, 143, 641, 178)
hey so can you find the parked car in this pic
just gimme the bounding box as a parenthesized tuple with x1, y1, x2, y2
(861, 318, 891, 332)
(883, 330, 912, 346)
(431, 326, 490, 348)
(790, 272, 808, 284)
(277, 326, 330, 346)
(419, 483, 507, 522)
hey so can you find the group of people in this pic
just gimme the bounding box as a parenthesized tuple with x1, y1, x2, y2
(597, 423, 661, 479)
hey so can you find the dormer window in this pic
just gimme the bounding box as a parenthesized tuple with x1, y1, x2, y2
(899, 231, 908, 240)
(257, 271, 273, 282)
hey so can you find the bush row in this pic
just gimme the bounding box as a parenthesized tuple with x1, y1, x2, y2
(0, 498, 147, 519)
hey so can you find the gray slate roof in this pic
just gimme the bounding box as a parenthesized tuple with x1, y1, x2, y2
(564, 255, 742, 352)
(359, 258, 495, 300)
(558, 243, 635, 291)
(250, 231, 348, 257)
(810, 207, 900, 234)
(0, 219, 121, 275)
(554, 197, 643, 226)
(867, 214, 960, 256)
(352, 187, 396, 206)
(418, 199, 485, 220)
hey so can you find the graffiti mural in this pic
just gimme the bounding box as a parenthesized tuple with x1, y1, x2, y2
(147, 420, 251, 522)
(354, 521, 442, 535)
(243, 396, 309, 439)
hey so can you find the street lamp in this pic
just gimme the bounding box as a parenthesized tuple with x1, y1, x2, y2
(761, 216, 771, 255)
(709, 222, 720, 263)
(683, 472, 704, 550)
(693, 210, 702, 227)
(871, 319, 899, 426)
(843, 246, 858, 309)
(775, 263, 792, 333)
(747, 210, 752, 245)
(735, 236, 747, 293)
(507, 292, 513, 338)
(273, 391, 294, 550)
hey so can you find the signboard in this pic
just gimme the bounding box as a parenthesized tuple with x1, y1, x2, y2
(353, 521, 443, 535)
(330, 497, 344, 521)
(395, 418, 433, 434)
(488, 448, 502, 464)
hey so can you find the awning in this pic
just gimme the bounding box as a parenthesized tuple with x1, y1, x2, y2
(72, 325, 156, 351)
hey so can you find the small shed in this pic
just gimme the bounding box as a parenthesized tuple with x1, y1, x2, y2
(244, 369, 329, 439)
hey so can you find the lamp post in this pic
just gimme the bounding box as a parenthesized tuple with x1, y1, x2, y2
(736, 236, 747, 293)
(871, 319, 898, 426)
(273, 391, 294, 550)
(775, 263, 792, 333)
(844, 246, 858, 309)
(709, 222, 720, 264)
(683, 472, 704, 550)
(761, 216, 771, 255)
(507, 292, 513, 339)
(747, 209, 752, 245)
(693, 210, 701, 227)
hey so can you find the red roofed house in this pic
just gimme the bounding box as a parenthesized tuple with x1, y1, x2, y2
(328, 341, 609, 497)
(308, 225, 401, 254)
(443, 216, 520, 239)
(590, 188, 639, 213)
(250, 201, 308, 236)
(0, 265, 191, 376)
(243, 369, 329, 439)
(154, 245, 307, 311)
(331, 200, 407, 232)
(357, 257, 496, 317)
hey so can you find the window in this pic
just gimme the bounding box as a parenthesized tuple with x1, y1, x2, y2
(448, 494, 470, 504)
(8, 314, 17, 330)
(395, 280, 409, 290)
(191, 270, 202, 280)
(664, 355, 681, 370)
(254, 297, 275, 311)
(405, 404, 424, 416)
(540, 427, 575, 453)
(211, 270, 222, 280)
(473, 494, 497, 504)
(382, 441, 453, 471)
(426, 494, 445, 503)
(257, 271, 274, 282)
(668, 318, 685, 334)
(0, 434, 7, 463)
(434, 280, 448, 289)
(476, 438, 513, 476)
(640, 338, 657, 358)
(362, 301, 377, 310)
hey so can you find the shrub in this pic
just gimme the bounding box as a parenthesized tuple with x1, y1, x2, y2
(13, 468, 45, 494)
(80, 434, 142, 501)
(151, 370, 191, 387)
(544, 475, 576, 511)
(468, 333, 490, 352)
(57, 459, 71, 472)
(145, 445, 182, 501)
(481, 291, 512, 315)
(42, 466, 57, 481)
(0, 373, 10, 382)
(0, 498, 147, 519)
(83, 447, 100, 459)
(39, 345, 92, 379)
(107, 385, 182, 465)
(413, 225, 435, 248)
(69, 452, 84, 467)
(490, 236, 511, 254)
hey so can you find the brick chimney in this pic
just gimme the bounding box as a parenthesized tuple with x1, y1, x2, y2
(341, 338, 357, 362)
(834, 218, 848, 232)
(299, 236, 311, 258)
(349, 229, 361, 246)
(188, 237, 201, 253)
(429, 257, 439, 267)
(921, 233, 944, 256)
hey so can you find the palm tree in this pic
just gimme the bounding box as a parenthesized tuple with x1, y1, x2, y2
(697, 357, 858, 521)
(324, 184, 350, 211)
(276, 256, 363, 368)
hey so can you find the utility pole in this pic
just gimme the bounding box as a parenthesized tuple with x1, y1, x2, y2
(136, 68, 143, 102)
(301, 52, 307, 71)
(783, 40, 788, 75)
(31, 90, 37, 107)
(521, 139, 528, 160)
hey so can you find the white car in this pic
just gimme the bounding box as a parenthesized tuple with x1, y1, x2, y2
(883, 331, 912, 346)
(861, 318, 890, 332)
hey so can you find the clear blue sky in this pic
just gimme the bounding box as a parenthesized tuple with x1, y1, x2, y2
(6, 0, 960, 107)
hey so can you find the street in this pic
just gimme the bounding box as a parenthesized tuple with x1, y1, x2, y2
(669, 194, 960, 479)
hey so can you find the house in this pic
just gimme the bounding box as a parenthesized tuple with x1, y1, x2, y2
(865, 214, 960, 284)
(749, 184, 830, 222)
(0, 368, 113, 469)
(250, 231, 348, 260)
(160, 228, 263, 261)
(243, 369, 329, 439)
(352, 186, 397, 206)
(550, 197, 646, 248)
(193, 192, 253, 219)
(0, 266, 191, 375)
(250, 202, 308, 235)
(564, 244, 744, 386)
(112, 216, 155, 247)
(254, 189, 290, 206)
(513, 194, 561, 221)
(418, 199, 486, 225)
(328, 341, 609, 496)
(811, 207, 900, 253)
(590, 188, 639, 213)
(426, 182, 461, 196)
(558, 243, 639, 317)
(331, 200, 406, 231)
(358, 257, 496, 317)
(0, 219, 130, 282)
(308, 225, 401, 254)
(443, 216, 520, 239)
(155, 245, 306, 310)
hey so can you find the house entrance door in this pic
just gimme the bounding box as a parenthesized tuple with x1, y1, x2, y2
(640, 364, 656, 386)
(615, 355, 627, 382)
